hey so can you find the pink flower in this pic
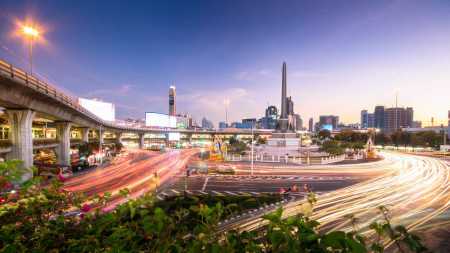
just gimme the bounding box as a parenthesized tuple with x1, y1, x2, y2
(57, 173, 66, 182)
(81, 203, 91, 213)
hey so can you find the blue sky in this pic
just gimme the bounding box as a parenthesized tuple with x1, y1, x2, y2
(1, 0, 449, 126)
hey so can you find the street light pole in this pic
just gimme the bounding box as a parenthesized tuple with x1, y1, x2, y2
(29, 37, 34, 75)
(21, 25, 40, 75)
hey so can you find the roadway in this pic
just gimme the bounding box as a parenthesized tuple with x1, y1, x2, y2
(63, 148, 199, 210)
(219, 151, 450, 249)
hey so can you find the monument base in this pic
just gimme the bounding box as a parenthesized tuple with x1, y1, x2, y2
(257, 132, 302, 156)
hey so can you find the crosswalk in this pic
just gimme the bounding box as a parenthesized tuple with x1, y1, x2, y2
(156, 189, 324, 200)
(189, 175, 357, 181)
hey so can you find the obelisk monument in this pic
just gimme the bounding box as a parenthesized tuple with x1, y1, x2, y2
(278, 62, 289, 133)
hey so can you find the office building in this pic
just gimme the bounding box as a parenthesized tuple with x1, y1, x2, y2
(201, 117, 214, 129)
(361, 110, 368, 129)
(293, 114, 302, 131)
(218, 121, 228, 129)
(374, 106, 385, 129)
(169, 86, 176, 116)
(319, 115, 339, 131)
(242, 118, 257, 129)
(368, 113, 375, 128)
(383, 107, 414, 132)
(259, 105, 278, 129)
(308, 118, 314, 132)
(448, 110, 450, 140)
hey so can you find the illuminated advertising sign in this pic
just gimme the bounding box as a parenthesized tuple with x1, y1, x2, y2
(145, 112, 177, 128)
(168, 132, 180, 141)
(79, 98, 115, 121)
(321, 124, 333, 131)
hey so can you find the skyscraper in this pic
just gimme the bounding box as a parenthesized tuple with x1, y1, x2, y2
(383, 107, 414, 132)
(308, 118, 314, 132)
(361, 110, 368, 129)
(374, 106, 385, 129)
(293, 114, 302, 130)
(319, 115, 339, 130)
(448, 110, 450, 140)
(169, 86, 176, 116)
(368, 113, 375, 128)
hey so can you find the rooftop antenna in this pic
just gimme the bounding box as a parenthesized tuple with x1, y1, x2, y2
(395, 91, 398, 108)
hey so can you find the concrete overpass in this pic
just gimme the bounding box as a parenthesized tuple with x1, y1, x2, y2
(0, 59, 273, 178)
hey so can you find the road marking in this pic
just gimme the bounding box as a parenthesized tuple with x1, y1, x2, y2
(225, 191, 238, 196)
(171, 189, 180, 194)
(156, 195, 164, 200)
(198, 191, 207, 195)
(201, 177, 209, 191)
(212, 191, 223, 196)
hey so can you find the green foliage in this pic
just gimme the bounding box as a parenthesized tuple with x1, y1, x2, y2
(228, 136, 247, 154)
(0, 165, 427, 253)
(318, 129, 331, 140)
(321, 140, 345, 155)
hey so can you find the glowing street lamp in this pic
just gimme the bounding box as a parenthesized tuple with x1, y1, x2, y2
(21, 25, 40, 75)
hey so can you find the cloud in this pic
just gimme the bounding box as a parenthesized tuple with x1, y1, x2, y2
(233, 69, 276, 81)
(86, 84, 134, 98)
(290, 70, 327, 78)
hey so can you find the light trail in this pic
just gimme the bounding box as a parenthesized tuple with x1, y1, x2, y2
(220, 152, 450, 248)
(63, 149, 199, 210)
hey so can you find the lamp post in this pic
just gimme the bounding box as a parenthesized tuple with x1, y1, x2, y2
(21, 25, 40, 75)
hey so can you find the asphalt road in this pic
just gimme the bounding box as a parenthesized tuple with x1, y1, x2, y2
(220, 151, 450, 251)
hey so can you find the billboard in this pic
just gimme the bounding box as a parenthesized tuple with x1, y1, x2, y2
(168, 132, 180, 141)
(145, 112, 176, 128)
(321, 124, 333, 131)
(79, 98, 115, 121)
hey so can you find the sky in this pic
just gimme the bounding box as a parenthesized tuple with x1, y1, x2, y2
(1, 0, 449, 126)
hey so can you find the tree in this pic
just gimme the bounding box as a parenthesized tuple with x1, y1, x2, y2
(318, 129, 331, 140)
(321, 140, 344, 155)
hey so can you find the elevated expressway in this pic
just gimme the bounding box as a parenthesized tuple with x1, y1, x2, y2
(220, 152, 450, 246)
(0, 59, 269, 178)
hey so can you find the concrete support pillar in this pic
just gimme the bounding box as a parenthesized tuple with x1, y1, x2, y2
(56, 122, 72, 166)
(98, 129, 104, 145)
(80, 127, 90, 143)
(139, 133, 145, 149)
(6, 109, 35, 181)
(115, 132, 122, 143)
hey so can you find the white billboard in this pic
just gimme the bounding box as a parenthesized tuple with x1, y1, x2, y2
(168, 132, 180, 141)
(79, 98, 115, 122)
(145, 112, 176, 128)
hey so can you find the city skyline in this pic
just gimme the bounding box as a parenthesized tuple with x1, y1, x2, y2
(0, 0, 449, 125)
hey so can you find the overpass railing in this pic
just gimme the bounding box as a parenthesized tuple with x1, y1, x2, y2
(0, 59, 274, 135)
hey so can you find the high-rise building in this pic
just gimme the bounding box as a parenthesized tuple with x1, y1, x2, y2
(169, 86, 176, 116)
(242, 118, 257, 129)
(374, 106, 385, 129)
(448, 110, 450, 140)
(368, 113, 375, 128)
(406, 107, 413, 128)
(383, 107, 414, 132)
(219, 121, 228, 129)
(265, 105, 278, 119)
(319, 115, 339, 130)
(201, 117, 214, 129)
(293, 114, 302, 130)
(308, 118, 314, 132)
(259, 105, 278, 129)
(361, 110, 368, 129)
